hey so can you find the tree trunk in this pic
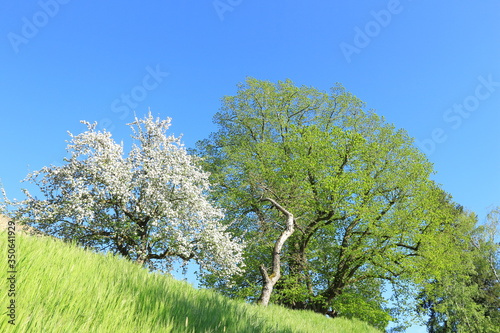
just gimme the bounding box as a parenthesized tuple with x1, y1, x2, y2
(257, 198, 295, 306)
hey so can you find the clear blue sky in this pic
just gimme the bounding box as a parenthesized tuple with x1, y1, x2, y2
(1, 1, 499, 331)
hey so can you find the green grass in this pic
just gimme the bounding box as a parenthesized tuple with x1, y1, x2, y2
(0, 232, 381, 332)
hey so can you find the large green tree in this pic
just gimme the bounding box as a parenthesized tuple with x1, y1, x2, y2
(197, 78, 467, 327)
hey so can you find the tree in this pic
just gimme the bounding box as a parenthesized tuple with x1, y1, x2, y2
(472, 208, 500, 328)
(197, 77, 463, 327)
(10, 113, 244, 279)
(418, 208, 500, 332)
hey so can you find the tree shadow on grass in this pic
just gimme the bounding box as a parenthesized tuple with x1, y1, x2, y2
(122, 273, 294, 333)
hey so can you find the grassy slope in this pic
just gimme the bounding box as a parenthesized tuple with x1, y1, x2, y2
(0, 232, 380, 333)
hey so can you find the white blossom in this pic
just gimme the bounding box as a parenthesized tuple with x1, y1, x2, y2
(12, 112, 244, 278)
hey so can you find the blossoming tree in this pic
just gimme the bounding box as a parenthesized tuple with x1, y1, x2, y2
(12, 113, 244, 278)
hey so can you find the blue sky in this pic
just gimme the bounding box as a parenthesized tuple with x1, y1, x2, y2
(1, 1, 499, 331)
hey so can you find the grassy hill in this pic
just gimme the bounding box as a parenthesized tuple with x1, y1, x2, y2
(0, 231, 381, 332)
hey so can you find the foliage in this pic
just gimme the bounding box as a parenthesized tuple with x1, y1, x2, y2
(418, 208, 500, 332)
(196, 77, 471, 328)
(0, 232, 382, 333)
(330, 280, 392, 331)
(8, 113, 244, 278)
